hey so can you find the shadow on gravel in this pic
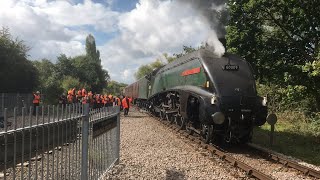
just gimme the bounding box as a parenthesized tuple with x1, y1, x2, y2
(165, 168, 186, 180)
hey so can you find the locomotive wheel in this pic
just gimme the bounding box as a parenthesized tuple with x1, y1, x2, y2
(166, 114, 171, 122)
(169, 115, 175, 124)
(185, 120, 193, 135)
(160, 111, 166, 120)
(174, 115, 180, 126)
(174, 115, 185, 130)
(201, 124, 213, 144)
(179, 117, 186, 130)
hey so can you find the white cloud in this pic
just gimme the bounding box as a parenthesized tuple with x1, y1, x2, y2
(1, 0, 220, 85)
(99, 0, 215, 84)
(34, 0, 119, 32)
(0, 0, 119, 61)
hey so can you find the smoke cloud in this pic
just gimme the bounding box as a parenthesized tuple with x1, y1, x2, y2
(177, 0, 228, 56)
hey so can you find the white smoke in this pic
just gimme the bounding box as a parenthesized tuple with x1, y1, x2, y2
(206, 30, 225, 57)
(177, 0, 228, 56)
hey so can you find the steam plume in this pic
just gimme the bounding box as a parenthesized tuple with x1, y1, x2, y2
(177, 0, 228, 56)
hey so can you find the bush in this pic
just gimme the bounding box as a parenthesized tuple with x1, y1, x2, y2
(256, 83, 320, 138)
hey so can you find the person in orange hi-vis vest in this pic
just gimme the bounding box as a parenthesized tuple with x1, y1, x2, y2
(81, 88, 87, 97)
(108, 94, 113, 101)
(116, 97, 121, 106)
(82, 95, 88, 104)
(108, 94, 113, 106)
(88, 91, 93, 106)
(100, 94, 104, 108)
(103, 95, 107, 107)
(122, 96, 130, 116)
(71, 88, 76, 102)
(95, 94, 100, 108)
(32, 91, 41, 115)
(77, 89, 82, 102)
(67, 93, 73, 104)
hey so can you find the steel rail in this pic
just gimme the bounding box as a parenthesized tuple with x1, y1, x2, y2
(146, 110, 274, 180)
(247, 143, 320, 179)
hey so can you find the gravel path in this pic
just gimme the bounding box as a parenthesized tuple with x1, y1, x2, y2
(104, 108, 252, 180)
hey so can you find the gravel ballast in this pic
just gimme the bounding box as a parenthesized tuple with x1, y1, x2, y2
(104, 108, 251, 180)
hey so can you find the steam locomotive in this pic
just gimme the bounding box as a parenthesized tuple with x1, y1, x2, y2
(124, 49, 273, 144)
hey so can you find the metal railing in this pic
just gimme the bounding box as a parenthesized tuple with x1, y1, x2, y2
(0, 93, 34, 119)
(0, 104, 120, 180)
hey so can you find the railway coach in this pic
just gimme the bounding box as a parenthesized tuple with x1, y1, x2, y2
(124, 49, 275, 144)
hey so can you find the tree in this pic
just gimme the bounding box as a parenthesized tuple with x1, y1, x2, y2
(134, 64, 153, 80)
(103, 80, 127, 95)
(163, 53, 176, 63)
(33, 59, 62, 103)
(134, 59, 165, 80)
(61, 76, 83, 92)
(85, 34, 109, 92)
(0, 27, 38, 92)
(86, 34, 100, 63)
(173, 45, 197, 58)
(227, 0, 320, 110)
(55, 54, 74, 78)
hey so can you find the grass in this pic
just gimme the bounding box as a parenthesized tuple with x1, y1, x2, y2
(252, 113, 320, 166)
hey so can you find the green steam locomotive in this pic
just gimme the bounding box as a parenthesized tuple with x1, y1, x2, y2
(124, 49, 275, 144)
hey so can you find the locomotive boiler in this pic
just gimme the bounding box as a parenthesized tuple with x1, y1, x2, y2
(124, 49, 272, 144)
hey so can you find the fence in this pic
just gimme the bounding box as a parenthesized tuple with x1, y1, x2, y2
(0, 93, 34, 119)
(0, 103, 120, 180)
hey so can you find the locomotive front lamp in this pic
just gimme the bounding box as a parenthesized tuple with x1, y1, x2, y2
(211, 94, 218, 104)
(212, 112, 225, 124)
(262, 96, 267, 106)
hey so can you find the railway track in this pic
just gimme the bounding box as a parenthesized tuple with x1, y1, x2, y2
(142, 109, 320, 180)
(246, 143, 320, 179)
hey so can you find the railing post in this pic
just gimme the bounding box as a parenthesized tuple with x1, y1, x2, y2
(81, 103, 90, 180)
(115, 106, 120, 165)
(1, 93, 4, 117)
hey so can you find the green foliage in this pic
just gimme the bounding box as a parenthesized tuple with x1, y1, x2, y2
(257, 83, 316, 114)
(84, 34, 109, 92)
(134, 59, 165, 80)
(103, 80, 127, 96)
(227, 0, 320, 111)
(56, 54, 74, 78)
(33, 59, 63, 103)
(0, 27, 38, 92)
(163, 53, 176, 63)
(134, 64, 153, 80)
(32, 34, 110, 103)
(226, 1, 320, 157)
(173, 45, 197, 58)
(253, 120, 320, 165)
(61, 76, 83, 92)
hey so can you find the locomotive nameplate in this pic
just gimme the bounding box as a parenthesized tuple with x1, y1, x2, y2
(223, 64, 239, 71)
(181, 67, 201, 76)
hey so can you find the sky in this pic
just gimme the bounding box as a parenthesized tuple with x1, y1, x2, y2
(0, 0, 220, 84)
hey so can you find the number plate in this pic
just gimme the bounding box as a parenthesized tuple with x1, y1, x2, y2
(223, 65, 239, 71)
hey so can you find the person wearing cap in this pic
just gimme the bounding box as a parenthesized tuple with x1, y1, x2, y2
(33, 91, 41, 115)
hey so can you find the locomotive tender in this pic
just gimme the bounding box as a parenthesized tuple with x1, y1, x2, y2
(124, 49, 271, 143)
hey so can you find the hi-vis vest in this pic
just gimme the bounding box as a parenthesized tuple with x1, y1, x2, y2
(33, 94, 40, 104)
